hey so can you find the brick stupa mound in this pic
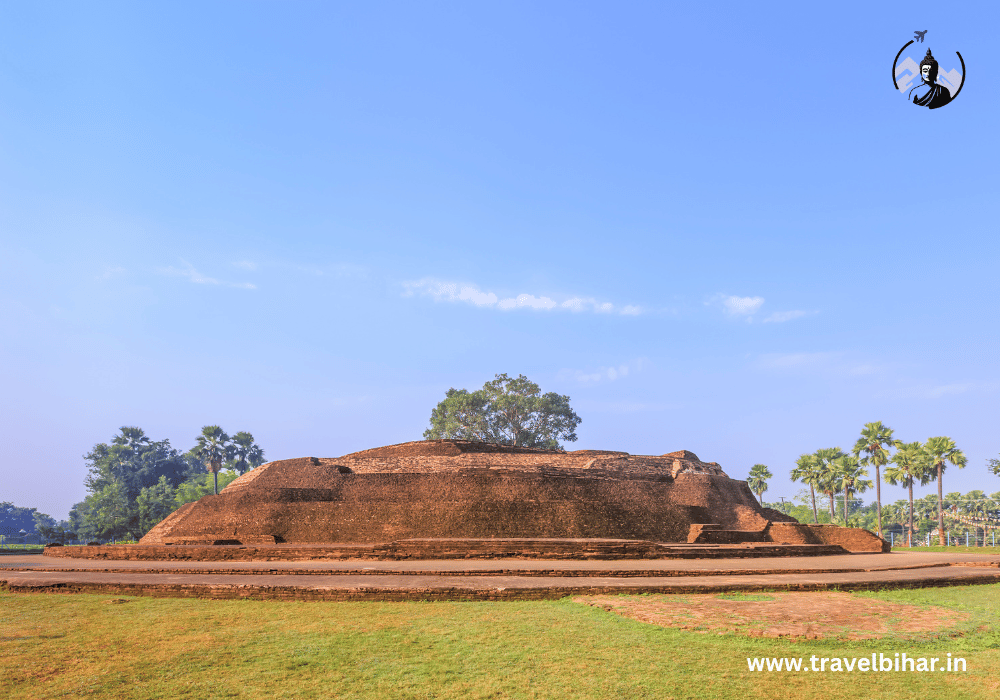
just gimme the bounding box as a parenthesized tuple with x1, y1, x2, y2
(133, 440, 887, 556)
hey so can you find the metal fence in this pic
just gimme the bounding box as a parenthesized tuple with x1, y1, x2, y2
(888, 530, 998, 547)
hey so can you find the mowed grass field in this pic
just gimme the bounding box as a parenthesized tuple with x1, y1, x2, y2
(893, 545, 1000, 555)
(2, 585, 1000, 700)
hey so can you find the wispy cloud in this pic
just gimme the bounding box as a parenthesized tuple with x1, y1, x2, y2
(723, 295, 765, 315)
(158, 259, 256, 289)
(707, 293, 815, 324)
(707, 293, 764, 321)
(763, 309, 815, 323)
(402, 278, 640, 315)
(232, 260, 257, 271)
(557, 358, 649, 385)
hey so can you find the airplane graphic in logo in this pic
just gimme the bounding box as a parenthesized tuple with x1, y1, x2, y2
(893, 35, 965, 110)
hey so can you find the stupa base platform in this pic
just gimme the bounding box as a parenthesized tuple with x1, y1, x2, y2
(5, 551, 1000, 600)
(43, 538, 854, 562)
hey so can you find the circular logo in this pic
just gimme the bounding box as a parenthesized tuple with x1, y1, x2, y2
(893, 33, 965, 109)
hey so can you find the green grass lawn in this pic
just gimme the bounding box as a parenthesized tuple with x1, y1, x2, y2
(2, 585, 999, 700)
(891, 545, 1000, 555)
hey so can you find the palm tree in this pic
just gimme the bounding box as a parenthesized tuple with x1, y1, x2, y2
(925, 436, 967, 545)
(852, 422, 896, 538)
(962, 490, 988, 546)
(914, 494, 938, 539)
(881, 501, 908, 540)
(228, 431, 266, 475)
(815, 447, 846, 521)
(988, 455, 1000, 478)
(111, 426, 151, 451)
(747, 464, 773, 503)
(791, 454, 823, 523)
(832, 455, 872, 525)
(191, 425, 231, 496)
(884, 441, 932, 546)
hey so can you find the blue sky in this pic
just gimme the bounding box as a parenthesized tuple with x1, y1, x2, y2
(2, 2, 998, 520)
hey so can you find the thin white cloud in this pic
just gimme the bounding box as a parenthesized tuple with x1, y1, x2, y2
(708, 294, 816, 324)
(499, 294, 557, 310)
(232, 260, 257, 271)
(158, 259, 256, 289)
(402, 278, 639, 315)
(723, 295, 764, 315)
(707, 293, 764, 320)
(402, 279, 498, 306)
(557, 358, 648, 385)
(763, 309, 815, 323)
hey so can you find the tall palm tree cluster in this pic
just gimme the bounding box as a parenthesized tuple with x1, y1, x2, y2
(880, 491, 1000, 546)
(189, 426, 267, 495)
(69, 425, 267, 543)
(789, 422, 971, 546)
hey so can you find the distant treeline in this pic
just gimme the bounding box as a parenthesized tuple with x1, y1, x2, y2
(766, 490, 1000, 545)
(2, 426, 266, 544)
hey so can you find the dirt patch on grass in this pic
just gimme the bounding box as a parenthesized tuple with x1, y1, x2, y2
(572, 591, 970, 640)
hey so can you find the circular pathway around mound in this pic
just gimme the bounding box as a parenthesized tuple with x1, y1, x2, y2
(571, 590, 971, 640)
(1, 551, 998, 601)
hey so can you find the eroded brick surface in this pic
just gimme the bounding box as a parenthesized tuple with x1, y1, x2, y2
(106, 440, 888, 555)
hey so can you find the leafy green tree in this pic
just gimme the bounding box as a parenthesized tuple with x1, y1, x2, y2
(959, 490, 989, 545)
(424, 373, 582, 449)
(135, 476, 178, 534)
(852, 421, 896, 538)
(884, 441, 932, 546)
(190, 426, 232, 495)
(0, 502, 43, 534)
(791, 454, 824, 523)
(226, 432, 267, 475)
(925, 436, 967, 545)
(90, 480, 130, 543)
(988, 455, 1000, 478)
(832, 455, 872, 525)
(68, 500, 96, 542)
(31, 511, 56, 531)
(36, 522, 75, 544)
(83, 427, 194, 503)
(814, 447, 846, 521)
(914, 494, 938, 537)
(881, 501, 908, 540)
(72, 426, 262, 540)
(746, 464, 772, 502)
(174, 471, 240, 507)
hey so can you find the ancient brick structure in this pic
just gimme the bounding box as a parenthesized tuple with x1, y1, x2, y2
(137, 440, 887, 554)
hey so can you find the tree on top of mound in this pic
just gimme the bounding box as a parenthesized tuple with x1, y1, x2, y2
(423, 373, 582, 450)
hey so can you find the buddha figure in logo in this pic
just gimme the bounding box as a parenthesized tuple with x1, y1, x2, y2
(907, 49, 952, 109)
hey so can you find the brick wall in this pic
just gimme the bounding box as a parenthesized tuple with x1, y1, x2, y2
(141, 440, 764, 546)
